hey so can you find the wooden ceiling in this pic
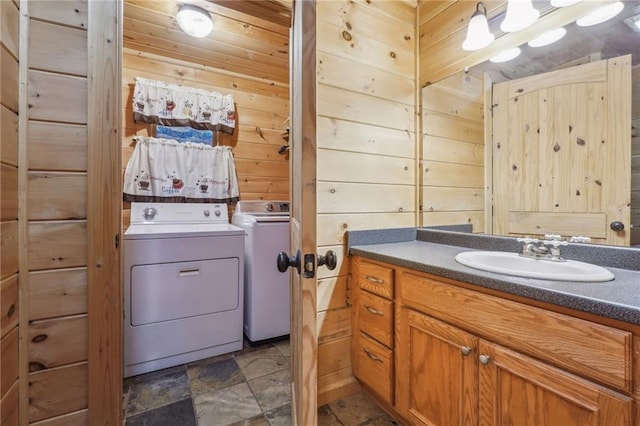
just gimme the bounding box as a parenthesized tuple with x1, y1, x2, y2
(123, 0, 292, 83)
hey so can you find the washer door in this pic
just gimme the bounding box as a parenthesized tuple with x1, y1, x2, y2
(130, 258, 239, 326)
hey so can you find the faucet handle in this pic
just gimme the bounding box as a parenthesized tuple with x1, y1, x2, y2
(544, 234, 563, 241)
(516, 237, 539, 244)
(543, 239, 568, 248)
(569, 236, 591, 243)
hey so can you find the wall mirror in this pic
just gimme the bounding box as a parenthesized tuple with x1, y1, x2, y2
(421, 0, 640, 247)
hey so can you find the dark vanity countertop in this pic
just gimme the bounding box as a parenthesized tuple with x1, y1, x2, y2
(348, 228, 640, 326)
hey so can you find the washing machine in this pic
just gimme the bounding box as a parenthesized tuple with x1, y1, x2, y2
(124, 202, 244, 377)
(232, 201, 290, 342)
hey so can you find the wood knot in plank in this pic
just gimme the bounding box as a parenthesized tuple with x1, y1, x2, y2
(553, 143, 561, 152)
(342, 31, 352, 41)
(576, 138, 585, 146)
(32, 334, 48, 343)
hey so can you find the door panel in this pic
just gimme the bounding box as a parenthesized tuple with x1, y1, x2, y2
(478, 341, 632, 426)
(290, 1, 318, 424)
(492, 56, 631, 245)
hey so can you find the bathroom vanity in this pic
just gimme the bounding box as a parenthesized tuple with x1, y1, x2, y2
(349, 228, 640, 425)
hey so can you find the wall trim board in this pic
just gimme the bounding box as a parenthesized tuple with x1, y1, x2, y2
(18, 0, 29, 422)
(87, 1, 122, 423)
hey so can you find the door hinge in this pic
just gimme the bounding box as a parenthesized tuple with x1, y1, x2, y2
(115, 233, 120, 249)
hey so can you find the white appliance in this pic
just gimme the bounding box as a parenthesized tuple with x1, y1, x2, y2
(124, 202, 244, 377)
(232, 201, 290, 342)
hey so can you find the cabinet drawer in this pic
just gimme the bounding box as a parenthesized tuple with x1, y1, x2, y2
(354, 332, 393, 405)
(358, 290, 393, 347)
(358, 260, 394, 299)
(399, 271, 632, 393)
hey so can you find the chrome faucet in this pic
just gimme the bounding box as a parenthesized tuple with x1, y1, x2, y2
(517, 234, 568, 262)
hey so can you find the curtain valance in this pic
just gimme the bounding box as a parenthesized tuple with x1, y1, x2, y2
(123, 137, 240, 204)
(132, 77, 236, 134)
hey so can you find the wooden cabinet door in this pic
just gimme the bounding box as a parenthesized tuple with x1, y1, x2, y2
(478, 341, 633, 426)
(396, 308, 479, 426)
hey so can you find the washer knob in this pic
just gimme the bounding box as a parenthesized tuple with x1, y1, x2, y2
(143, 207, 157, 221)
(215, 210, 221, 217)
(204, 210, 210, 217)
(266, 203, 274, 212)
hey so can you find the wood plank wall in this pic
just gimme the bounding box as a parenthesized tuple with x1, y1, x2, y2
(1, 0, 20, 424)
(632, 64, 640, 246)
(315, 0, 417, 405)
(23, 1, 90, 423)
(421, 71, 484, 230)
(121, 50, 290, 228)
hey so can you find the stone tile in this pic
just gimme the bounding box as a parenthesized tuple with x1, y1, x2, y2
(361, 415, 399, 425)
(317, 405, 342, 426)
(124, 364, 186, 386)
(125, 369, 190, 417)
(125, 398, 196, 426)
(187, 355, 245, 396)
(273, 339, 290, 358)
(248, 369, 291, 413)
(328, 392, 386, 426)
(194, 382, 262, 425)
(235, 346, 289, 380)
(264, 403, 291, 426)
(229, 415, 271, 426)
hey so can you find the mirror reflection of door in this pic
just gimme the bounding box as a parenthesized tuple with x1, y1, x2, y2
(491, 55, 631, 245)
(289, 0, 318, 423)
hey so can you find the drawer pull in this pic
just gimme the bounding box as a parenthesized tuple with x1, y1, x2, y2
(179, 268, 200, 277)
(461, 346, 472, 356)
(364, 305, 384, 316)
(479, 354, 491, 365)
(364, 275, 384, 284)
(363, 347, 384, 363)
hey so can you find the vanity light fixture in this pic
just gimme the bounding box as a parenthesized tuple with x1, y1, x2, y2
(550, 0, 582, 7)
(176, 4, 213, 38)
(462, 2, 495, 51)
(576, 1, 624, 27)
(527, 27, 567, 47)
(500, 0, 540, 33)
(490, 47, 522, 63)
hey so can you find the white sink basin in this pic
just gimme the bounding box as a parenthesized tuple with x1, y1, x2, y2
(454, 251, 614, 282)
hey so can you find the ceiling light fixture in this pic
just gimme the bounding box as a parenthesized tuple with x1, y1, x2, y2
(462, 2, 495, 51)
(176, 4, 213, 38)
(490, 47, 522, 63)
(550, 0, 582, 7)
(501, 0, 540, 33)
(576, 1, 624, 27)
(527, 27, 567, 47)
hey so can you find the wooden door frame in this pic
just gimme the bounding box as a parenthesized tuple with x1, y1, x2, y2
(87, 0, 123, 423)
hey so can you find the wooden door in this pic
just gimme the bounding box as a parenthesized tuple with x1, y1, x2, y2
(396, 308, 479, 425)
(491, 55, 631, 245)
(289, 0, 318, 424)
(478, 340, 632, 426)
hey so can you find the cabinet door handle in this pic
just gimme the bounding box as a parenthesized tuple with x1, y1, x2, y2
(461, 346, 472, 356)
(479, 354, 491, 365)
(364, 275, 384, 284)
(363, 347, 384, 363)
(364, 305, 384, 316)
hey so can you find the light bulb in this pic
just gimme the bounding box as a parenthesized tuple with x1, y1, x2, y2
(501, 0, 540, 33)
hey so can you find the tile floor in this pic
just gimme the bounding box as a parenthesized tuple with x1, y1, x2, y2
(123, 337, 398, 425)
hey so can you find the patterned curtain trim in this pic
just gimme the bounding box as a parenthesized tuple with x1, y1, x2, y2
(123, 194, 240, 204)
(132, 77, 236, 135)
